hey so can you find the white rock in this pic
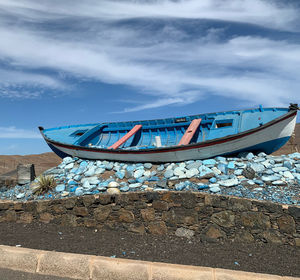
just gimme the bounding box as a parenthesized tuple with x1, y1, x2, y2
(174, 167, 185, 177)
(219, 178, 239, 187)
(175, 227, 194, 239)
(186, 168, 199, 178)
(95, 168, 105, 174)
(261, 160, 272, 168)
(88, 177, 100, 185)
(272, 167, 289, 173)
(272, 180, 286, 185)
(134, 169, 144, 179)
(16, 193, 25, 199)
(108, 181, 120, 188)
(84, 166, 96, 176)
(83, 181, 91, 189)
(107, 188, 121, 195)
(63, 157, 74, 164)
(283, 171, 294, 180)
(61, 191, 70, 197)
(65, 163, 74, 170)
(209, 183, 220, 188)
(211, 167, 221, 175)
(144, 170, 151, 177)
(209, 185, 221, 193)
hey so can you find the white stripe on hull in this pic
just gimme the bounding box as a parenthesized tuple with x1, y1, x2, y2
(50, 114, 296, 162)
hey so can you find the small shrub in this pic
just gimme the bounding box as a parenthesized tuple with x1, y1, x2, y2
(33, 175, 56, 195)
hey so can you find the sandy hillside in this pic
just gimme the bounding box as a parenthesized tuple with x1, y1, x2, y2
(0, 152, 61, 177)
(0, 124, 299, 177)
(273, 123, 300, 155)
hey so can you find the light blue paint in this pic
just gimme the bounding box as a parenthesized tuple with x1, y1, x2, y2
(42, 107, 290, 159)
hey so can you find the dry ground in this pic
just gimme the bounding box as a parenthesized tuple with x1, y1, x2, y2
(0, 152, 61, 177)
(0, 222, 299, 277)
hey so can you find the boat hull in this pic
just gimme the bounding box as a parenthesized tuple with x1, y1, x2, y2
(42, 111, 297, 162)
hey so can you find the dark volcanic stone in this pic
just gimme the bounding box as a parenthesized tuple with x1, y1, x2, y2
(242, 166, 256, 179)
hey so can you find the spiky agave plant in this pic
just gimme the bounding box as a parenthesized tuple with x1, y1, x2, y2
(33, 175, 56, 195)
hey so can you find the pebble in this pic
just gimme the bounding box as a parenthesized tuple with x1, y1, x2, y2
(129, 183, 142, 189)
(144, 163, 152, 169)
(246, 152, 254, 160)
(115, 171, 125, 180)
(134, 169, 144, 179)
(16, 193, 25, 199)
(82, 181, 91, 189)
(107, 188, 120, 195)
(219, 178, 239, 187)
(186, 168, 198, 178)
(272, 167, 289, 173)
(1, 152, 299, 206)
(199, 166, 214, 178)
(120, 186, 129, 192)
(202, 159, 216, 166)
(174, 167, 185, 177)
(186, 161, 202, 170)
(209, 185, 221, 193)
(63, 157, 74, 164)
(261, 175, 281, 182)
(209, 177, 217, 183)
(108, 181, 120, 188)
(283, 171, 294, 179)
(84, 167, 95, 176)
(65, 163, 74, 170)
(61, 191, 70, 197)
(95, 168, 105, 175)
(55, 184, 65, 192)
(157, 165, 164, 171)
(164, 170, 174, 178)
(75, 187, 84, 196)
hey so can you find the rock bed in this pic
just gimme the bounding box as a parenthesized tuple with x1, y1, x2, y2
(0, 152, 299, 205)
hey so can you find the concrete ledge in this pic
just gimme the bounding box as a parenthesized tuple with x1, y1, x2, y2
(0, 245, 298, 280)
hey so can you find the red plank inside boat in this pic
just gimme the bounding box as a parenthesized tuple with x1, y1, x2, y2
(108, 125, 142, 149)
(178, 119, 202, 145)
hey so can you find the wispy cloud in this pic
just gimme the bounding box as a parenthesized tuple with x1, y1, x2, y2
(0, 0, 299, 110)
(1, 0, 298, 31)
(0, 127, 41, 139)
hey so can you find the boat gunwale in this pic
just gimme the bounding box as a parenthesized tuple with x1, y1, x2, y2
(39, 109, 297, 155)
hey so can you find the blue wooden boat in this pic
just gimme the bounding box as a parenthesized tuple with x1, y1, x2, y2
(39, 104, 298, 162)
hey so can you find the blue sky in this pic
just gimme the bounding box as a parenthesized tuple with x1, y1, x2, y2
(0, 0, 299, 155)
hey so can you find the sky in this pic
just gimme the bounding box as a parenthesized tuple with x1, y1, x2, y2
(0, 0, 299, 155)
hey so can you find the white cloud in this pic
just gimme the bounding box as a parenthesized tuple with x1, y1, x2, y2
(0, 127, 41, 139)
(0, 69, 66, 98)
(0, 0, 298, 31)
(0, 0, 299, 109)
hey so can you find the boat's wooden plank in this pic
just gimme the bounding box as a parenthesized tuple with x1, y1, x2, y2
(178, 119, 202, 146)
(165, 128, 169, 146)
(108, 125, 142, 149)
(174, 127, 179, 145)
(105, 132, 112, 146)
(95, 132, 104, 146)
(74, 124, 106, 146)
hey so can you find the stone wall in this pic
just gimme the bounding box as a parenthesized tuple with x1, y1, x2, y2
(0, 192, 299, 246)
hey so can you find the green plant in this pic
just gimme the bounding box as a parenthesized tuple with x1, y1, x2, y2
(33, 175, 56, 195)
